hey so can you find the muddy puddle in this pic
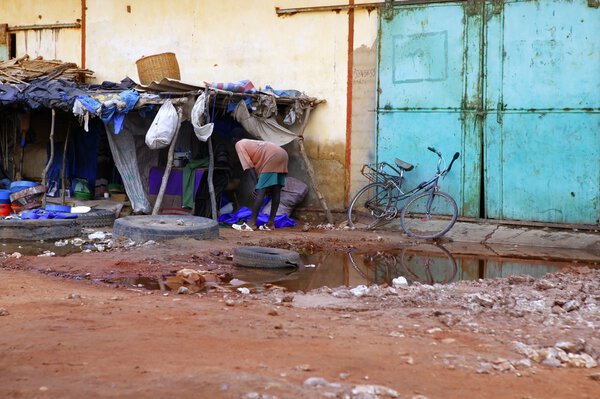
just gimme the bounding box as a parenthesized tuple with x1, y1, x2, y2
(103, 244, 599, 294)
(0, 240, 83, 257)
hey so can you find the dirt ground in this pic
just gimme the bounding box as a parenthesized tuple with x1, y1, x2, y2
(1, 226, 599, 399)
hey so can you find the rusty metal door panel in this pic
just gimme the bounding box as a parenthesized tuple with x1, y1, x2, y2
(377, 3, 482, 216)
(485, 113, 600, 223)
(484, 0, 600, 223)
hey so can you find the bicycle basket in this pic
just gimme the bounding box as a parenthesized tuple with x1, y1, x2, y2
(361, 162, 401, 185)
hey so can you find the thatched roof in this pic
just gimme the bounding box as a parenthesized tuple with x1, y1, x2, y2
(0, 55, 94, 84)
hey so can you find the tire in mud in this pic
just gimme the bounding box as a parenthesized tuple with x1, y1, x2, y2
(112, 215, 219, 242)
(0, 219, 80, 241)
(233, 246, 301, 268)
(76, 209, 116, 228)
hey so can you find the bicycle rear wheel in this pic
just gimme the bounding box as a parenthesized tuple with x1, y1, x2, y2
(400, 191, 458, 239)
(347, 183, 393, 229)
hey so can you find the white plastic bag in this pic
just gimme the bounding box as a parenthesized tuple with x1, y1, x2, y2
(191, 93, 214, 142)
(145, 99, 178, 149)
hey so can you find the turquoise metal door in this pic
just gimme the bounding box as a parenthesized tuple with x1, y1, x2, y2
(378, 0, 600, 225)
(377, 2, 483, 217)
(484, 0, 600, 224)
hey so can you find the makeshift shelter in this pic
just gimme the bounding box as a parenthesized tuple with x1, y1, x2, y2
(0, 56, 331, 223)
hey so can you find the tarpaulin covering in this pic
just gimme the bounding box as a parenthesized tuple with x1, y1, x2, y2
(232, 100, 297, 146)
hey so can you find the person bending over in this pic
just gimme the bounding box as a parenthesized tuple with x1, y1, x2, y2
(234, 139, 288, 231)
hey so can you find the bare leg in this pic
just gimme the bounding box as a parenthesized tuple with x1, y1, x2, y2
(266, 185, 282, 228)
(250, 188, 266, 228)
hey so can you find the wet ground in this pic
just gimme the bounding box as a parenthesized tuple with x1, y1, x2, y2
(1, 225, 599, 398)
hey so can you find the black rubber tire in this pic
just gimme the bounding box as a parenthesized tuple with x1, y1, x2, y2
(347, 182, 393, 229)
(400, 191, 458, 239)
(233, 246, 301, 268)
(75, 209, 116, 228)
(0, 219, 81, 241)
(112, 215, 219, 242)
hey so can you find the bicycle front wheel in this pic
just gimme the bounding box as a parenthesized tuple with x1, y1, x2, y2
(347, 183, 393, 229)
(400, 191, 458, 239)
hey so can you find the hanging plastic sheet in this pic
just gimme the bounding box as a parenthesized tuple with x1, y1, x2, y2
(105, 116, 151, 214)
(232, 101, 297, 146)
(191, 92, 214, 142)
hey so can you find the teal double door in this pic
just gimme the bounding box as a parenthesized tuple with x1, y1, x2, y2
(377, 0, 599, 224)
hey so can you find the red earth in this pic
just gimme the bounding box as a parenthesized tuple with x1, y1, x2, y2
(1, 227, 599, 398)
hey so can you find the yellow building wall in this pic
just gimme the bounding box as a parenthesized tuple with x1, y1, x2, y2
(1, 0, 81, 62)
(0, 0, 381, 210)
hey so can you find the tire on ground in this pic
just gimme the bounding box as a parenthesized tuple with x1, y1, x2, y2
(233, 246, 301, 268)
(112, 215, 219, 242)
(0, 219, 81, 241)
(76, 209, 117, 228)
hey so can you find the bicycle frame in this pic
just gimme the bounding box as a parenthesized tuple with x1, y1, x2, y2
(348, 147, 460, 234)
(380, 148, 460, 213)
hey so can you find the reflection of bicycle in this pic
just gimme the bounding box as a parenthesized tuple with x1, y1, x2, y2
(347, 250, 401, 286)
(347, 244, 457, 285)
(400, 244, 457, 285)
(347, 147, 460, 239)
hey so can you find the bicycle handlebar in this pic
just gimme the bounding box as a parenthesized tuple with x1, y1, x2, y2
(427, 146, 441, 156)
(427, 146, 460, 175)
(445, 152, 460, 174)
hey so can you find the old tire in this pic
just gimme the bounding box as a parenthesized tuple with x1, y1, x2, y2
(112, 215, 219, 242)
(0, 219, 80, 241)
(76, 209, 116, 228)
(233, 246, 301, 268)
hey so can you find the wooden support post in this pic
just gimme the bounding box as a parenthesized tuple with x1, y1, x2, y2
(207, 136, 217, 220)
(41, 108, 56, 208)
(297, 107, 334, 224)
(60, 125, 71, 204)
(206, 92, 217, 220)
(151, 107, 183, 215)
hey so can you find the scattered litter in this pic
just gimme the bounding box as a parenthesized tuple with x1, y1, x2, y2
(392, 276, 408, 288)
(350, 285, 368, 297)
(88, 231, 106, 241)
(237, 287, 250, 295)
(37, 251, 55, 257)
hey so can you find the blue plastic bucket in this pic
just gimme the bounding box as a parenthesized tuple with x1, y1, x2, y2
(0, 189, 10, 201)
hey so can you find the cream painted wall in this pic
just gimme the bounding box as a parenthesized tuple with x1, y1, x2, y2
(1, 0, 81, 62)
(0, 0, 383, 209)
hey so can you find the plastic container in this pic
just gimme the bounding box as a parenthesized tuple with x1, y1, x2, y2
(10, 180, 38, 193)
(74, 191, 94, 200)
(0, 189, 10, 201)
(0, 203, 10, 216)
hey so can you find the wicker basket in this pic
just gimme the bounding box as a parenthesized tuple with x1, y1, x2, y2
(136, 52, 181, 85)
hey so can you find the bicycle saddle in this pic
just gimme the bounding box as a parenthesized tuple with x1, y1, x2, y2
(395, 158, 414, 171)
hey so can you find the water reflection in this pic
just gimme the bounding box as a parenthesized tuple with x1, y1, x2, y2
(247, 244, 594, 292)
(349, 244, 458, 285)
(102, 245, 598, 293)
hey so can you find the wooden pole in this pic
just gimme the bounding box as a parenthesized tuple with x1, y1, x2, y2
(41, 108, 56, 208)
(206, 92, 217, 220)
(152, 107, 183, 215)
(297, 107, 334, 224)
(207, 136, 217, 220)
(60, 124, 71, 204)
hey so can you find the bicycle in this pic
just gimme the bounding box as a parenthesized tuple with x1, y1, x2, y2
(347, 147, 460, 239)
